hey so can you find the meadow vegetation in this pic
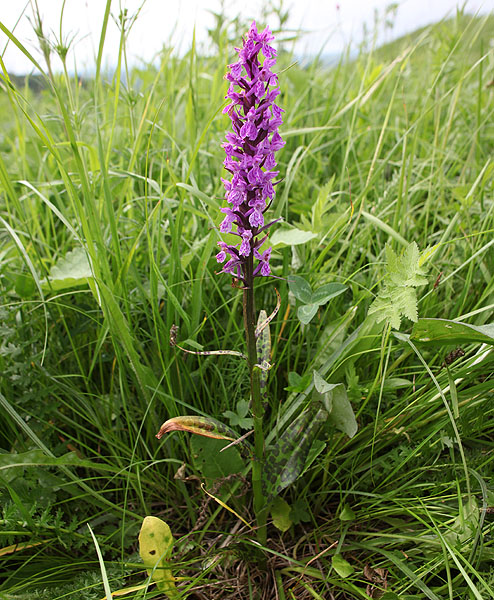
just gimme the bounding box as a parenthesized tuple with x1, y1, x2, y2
(0, 4, 494, 599)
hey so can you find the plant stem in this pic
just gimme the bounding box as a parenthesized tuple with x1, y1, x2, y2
(243, 255, 267, 547)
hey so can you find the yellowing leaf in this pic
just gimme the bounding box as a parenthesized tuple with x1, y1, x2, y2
(138, 516, 178, 598)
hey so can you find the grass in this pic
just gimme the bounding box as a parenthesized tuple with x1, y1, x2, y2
(1, 4, 494, 599)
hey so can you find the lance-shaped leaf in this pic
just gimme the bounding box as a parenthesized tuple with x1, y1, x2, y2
(256, 309, 272, 404)
(262, 406, 327, 501)
(411, 318, 494, 346)
(138, 516, 178, 598)
(156, 415, 252, 455)
(157, 415, 237, 442)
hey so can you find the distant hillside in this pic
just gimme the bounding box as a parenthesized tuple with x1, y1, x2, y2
(376, 12, 494, 60)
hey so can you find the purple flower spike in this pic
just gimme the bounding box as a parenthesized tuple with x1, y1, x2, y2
(217, 21, 284, 280)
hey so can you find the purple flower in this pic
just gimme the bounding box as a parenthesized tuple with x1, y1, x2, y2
(217, 21, 285, 280)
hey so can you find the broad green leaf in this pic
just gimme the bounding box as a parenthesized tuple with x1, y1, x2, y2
(270, 227, 317, 248)
(332, 554, 354, 578)
(190, 436, 244, 482)
(288, 275, 313, 304)
(138, 516, 178, 598)
(297, 303, 318, 324)
(271, 497, 292, 532)
(313, 370, 336, 395)
(40, 247, 93, 292)
(311, 283, 347, 306)
(263, 406, 327, 500)
(325, 385, 357, 438)
(410, 318, 494, 346)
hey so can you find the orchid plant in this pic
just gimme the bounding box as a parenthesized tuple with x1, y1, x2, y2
(156, 22, 357, 549)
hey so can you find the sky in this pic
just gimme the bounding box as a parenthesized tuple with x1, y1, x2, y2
(1, 0, 493, 74)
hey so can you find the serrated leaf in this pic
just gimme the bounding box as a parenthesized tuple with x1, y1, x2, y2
(138, 516, 178, 598)
(271, 497, 292, 532)
(311, 283, 347, 306)
(297, 303, 318, 324)
(41, 247, 92, 292)
(332, 554, 354, 578)
(369, 242, 428, 331)
(271, 227, 317, 247)
(288, 275, 313, 304)
(411, 318, 494, 346)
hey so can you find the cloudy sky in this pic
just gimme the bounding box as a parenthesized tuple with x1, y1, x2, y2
(1, 0, 493, 74)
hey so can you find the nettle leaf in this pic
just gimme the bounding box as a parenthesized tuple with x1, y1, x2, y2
(263, 406, 327, 501)
(41, 247, 93, 292)
(288, 275, 313, 304)
(411, 318, 494, 346)
(368, 242, 428, 330)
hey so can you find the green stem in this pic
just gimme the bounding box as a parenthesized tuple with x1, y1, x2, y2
(243, 255, 267, 547)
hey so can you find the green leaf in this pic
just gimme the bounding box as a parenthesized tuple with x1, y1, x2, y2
(311, 283, 347, 306)
(271, 227, 317, 248)
(288, 275, 313, 304)
(14, 273, 36, 298)
(332, 554, 354, 578)
(327, 385, 358, 438)
(190, 436, 245, 482)
(290, 498, 311, 525)
(40, 247, 93, 292)
(368, 242, 428, 330)
(444, 496, 479, 548)
(339, 504, 356, 522)
(410, 318, 494, 346)
(285, 371, 312, 393)
(222, 402, 253, 430)
(139, 516, 178, 598)
(271, 497, 292, 532)
(297, 303, 318, 324)
(263, 406, 327, 500)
